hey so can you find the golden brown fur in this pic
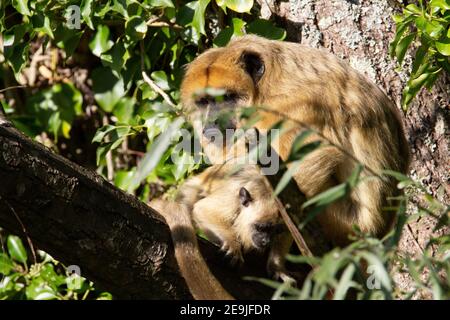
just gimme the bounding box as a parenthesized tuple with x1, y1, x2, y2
(181, 35, 410, 246)
(150, 160, 286, 299)
(150, 199, 234, 300)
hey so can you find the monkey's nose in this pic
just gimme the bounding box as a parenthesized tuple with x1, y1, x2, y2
(203, 121, 221, 142)
(252, 233, 270, 249)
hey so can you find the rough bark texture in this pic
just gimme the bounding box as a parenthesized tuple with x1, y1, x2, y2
(258, 0, 449, 296)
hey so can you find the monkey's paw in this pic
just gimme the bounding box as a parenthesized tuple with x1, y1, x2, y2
(220, 241, 244, 266)
(267, 264, 297, 287)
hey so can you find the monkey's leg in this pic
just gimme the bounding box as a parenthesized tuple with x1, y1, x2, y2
(267, 231, 297, 283)
(149, 199, 234, 300)
(193, 198, 244, 264)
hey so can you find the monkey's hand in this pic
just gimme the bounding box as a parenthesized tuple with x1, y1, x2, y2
(267, 261, 297, 286)
(220, 240, 244, 266)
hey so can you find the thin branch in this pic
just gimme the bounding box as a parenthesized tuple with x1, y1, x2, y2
(406, 223, 425, 255)
(102, 115, 114, 181)
(2, 198, 37, 264)
(147, 21, 183, 30)
(276, 198, 314, 259)
(139, 42, 177, 109)
(0, 85, 26, 94)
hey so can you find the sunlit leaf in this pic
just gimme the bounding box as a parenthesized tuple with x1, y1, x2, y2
(395, 33, 416, 64)
(333, 264, 356, 300)
(92, 67, 126, 112)
(7, 235, 28, 264)
(129, 117, 184, 191)
(81, 0, 95, 29)
(216, 0, 253, 13)
(90, 25, 114, 57)
(436, 38, 450, 56)
(0, 253, 14, 275)
(12, 0, 31, 16)
(125, 16, 148, 41)
(246, 19, 286, 40)
(187, 0, 211, 35)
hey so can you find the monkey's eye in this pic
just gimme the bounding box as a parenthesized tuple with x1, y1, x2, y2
(223, 92, 239, 103)
(254, 222, 273, 233)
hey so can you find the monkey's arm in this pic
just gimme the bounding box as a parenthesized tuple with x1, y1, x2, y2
(150, 199, 234, 300)
(193, 197, 244, 264)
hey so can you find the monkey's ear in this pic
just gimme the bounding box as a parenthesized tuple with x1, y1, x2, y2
(240, 51, 265, 84)
(239, 187, 252, 207)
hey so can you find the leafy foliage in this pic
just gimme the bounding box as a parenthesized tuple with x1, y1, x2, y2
(251, 168, 450, 300)
(0, 233, 112, 300)
(390, 0, 450, 109)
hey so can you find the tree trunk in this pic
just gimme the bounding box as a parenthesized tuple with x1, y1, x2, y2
(259, 0, 449, 295)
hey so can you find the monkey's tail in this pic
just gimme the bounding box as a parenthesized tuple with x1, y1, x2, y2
(150, 200, 234, 300)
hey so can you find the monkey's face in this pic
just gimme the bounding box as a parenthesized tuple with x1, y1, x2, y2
(234, 186, 284, 251)
(181, 48, 265, 141)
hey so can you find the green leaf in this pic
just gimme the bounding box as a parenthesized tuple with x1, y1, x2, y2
(148, 0, 175, 8)
(81, 0, 95, 29)
(395, 33, 416, 64)
(187, 0, 211, 36)
(288, 141, 321, 162)
(401, 63, 441, 109)
(214, 18, 246, 47)
(389, 18, 413, 58)
(423, 20, 445, 39)
(92, 67, 126, 112)
(12, 0, 31, 16)
(405, 4, 422, 15)
(246, 19, 286, 40)
(53, 25, 83, 57)
(302, 183, 348, 209)
(411, 44, 429, 75)
(287, 130, 313, 160)
(0, 253, 14, 275)
(171, 150, 195, 181)
(333, 264, 356, 300)
(114, 169, 136, 191)
(112, 0, 128, 17)
(382, 170, 411, 182)
(7, 235, 28, 264)
(151, 70, 170, 91)
(31, 14, 54, 38)
(360, 252, 392, 291)
(216, 0, 253, 13)
(347, 164, 363, 188)
(101, 41, 128, 75)
(7, 42, 29, 78)
(26, 283, 58, 300)
(129, 117, 184, 191)
(436, 38, 450, 56)
(113, 97, 135, 123)
(430, 0, 450, 10)
(89, 25, 114, 57)
(92, 125, 117, 143)
(274, 161, 301, 196)
(125, 16, 148, 41)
